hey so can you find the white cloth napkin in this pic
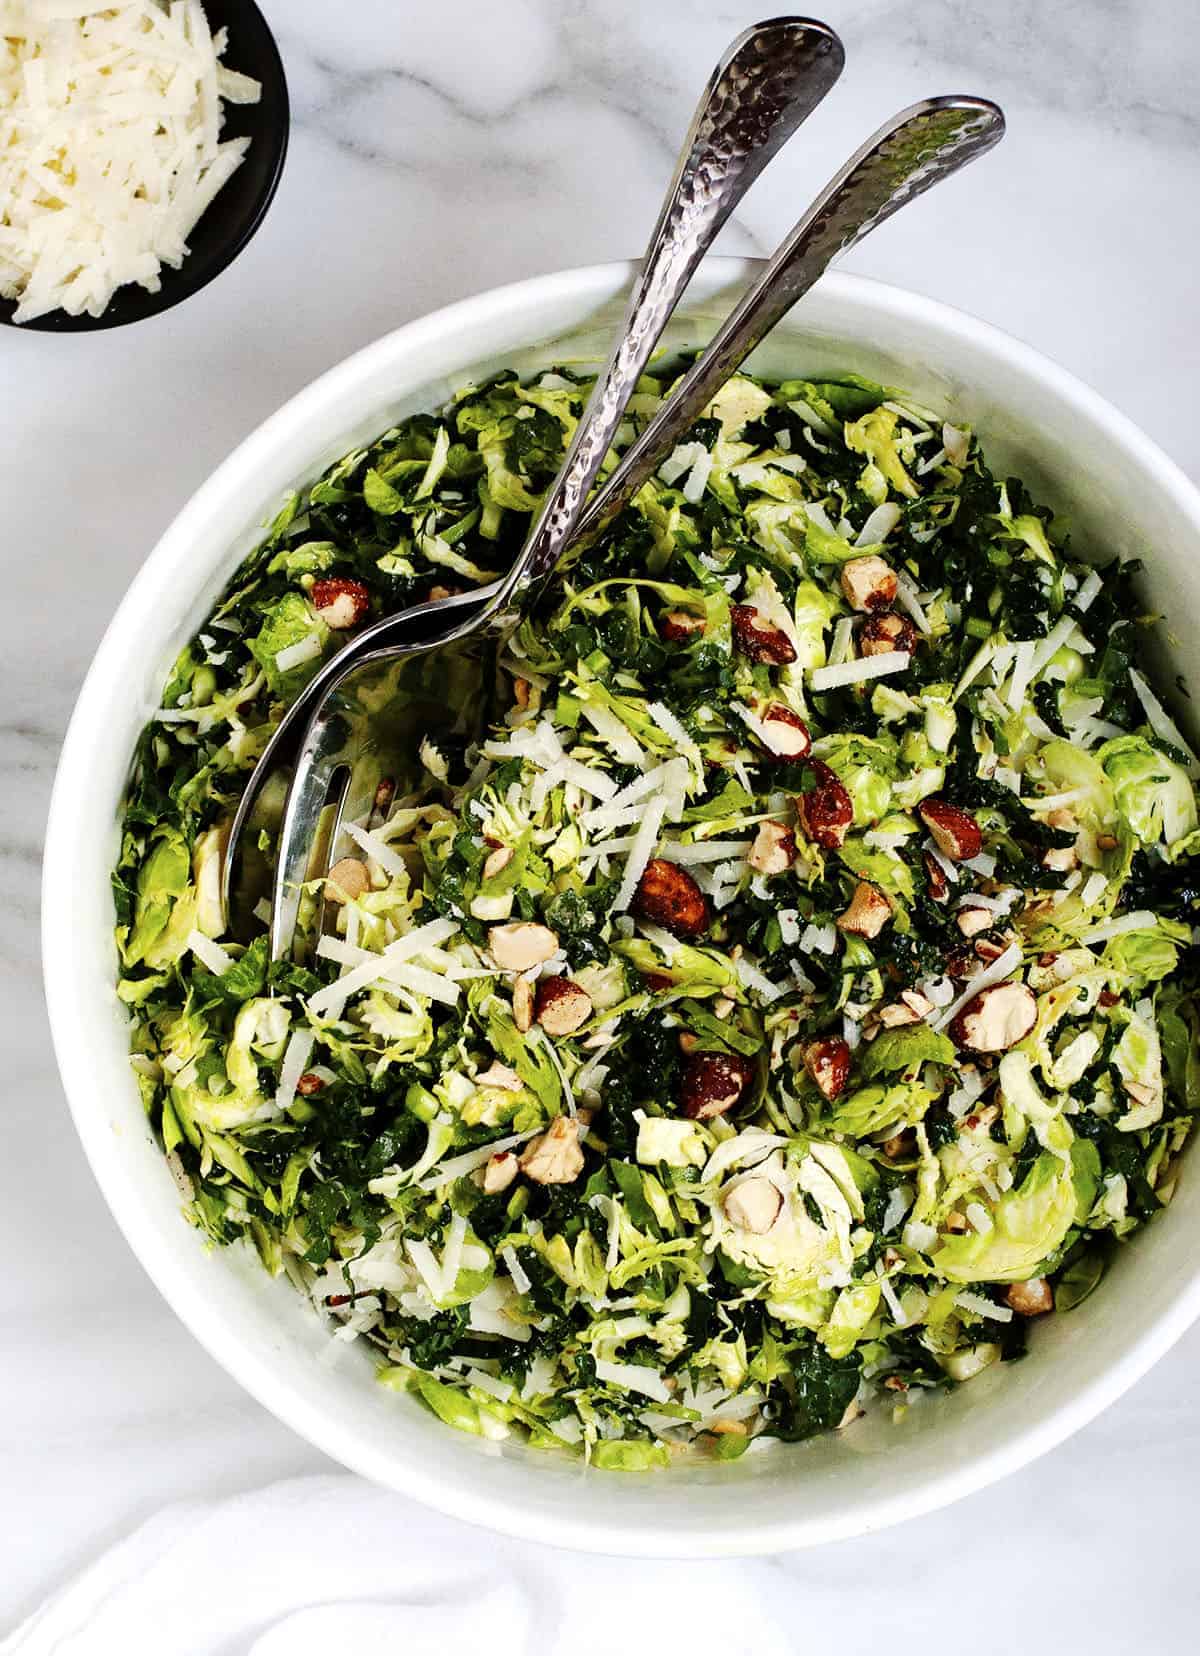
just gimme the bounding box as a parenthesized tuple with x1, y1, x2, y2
(3, 1474, 795, 1656)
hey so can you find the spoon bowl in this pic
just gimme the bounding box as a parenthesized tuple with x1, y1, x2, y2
(0, 0, 288, 332)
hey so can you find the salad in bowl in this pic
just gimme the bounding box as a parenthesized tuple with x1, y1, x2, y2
(112, 357, 1200, 1469)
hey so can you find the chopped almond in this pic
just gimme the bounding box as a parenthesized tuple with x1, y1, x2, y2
(488, 923, 559, 972)
(837, 880, 892, 940)
(840, 554, 897, 612)
(326, 857, 371, 902)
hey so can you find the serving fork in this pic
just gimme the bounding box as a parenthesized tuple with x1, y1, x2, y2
(224, 14, 848, 945)
(225, 60, 1004, 965)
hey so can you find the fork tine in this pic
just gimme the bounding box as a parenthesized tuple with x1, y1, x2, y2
(269, 633, 492, 964)
(270, 706, 352, 963)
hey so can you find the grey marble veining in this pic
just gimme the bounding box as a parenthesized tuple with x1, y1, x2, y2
(4, 0, 1200, 1637)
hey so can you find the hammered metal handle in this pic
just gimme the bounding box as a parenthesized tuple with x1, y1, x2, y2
(575, 95, 1006, 543)
(495, 16, 844, 610)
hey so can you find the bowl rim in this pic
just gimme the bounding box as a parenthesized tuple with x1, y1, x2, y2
(42, 259, 1200, 1555)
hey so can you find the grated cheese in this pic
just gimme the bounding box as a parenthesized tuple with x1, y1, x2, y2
(1005, 639, 1037, 711)
(274, 1028, 315, 1114)
(1, 1, 261, 323)
(578, 699, 646, 768)
(499, 1244, 531, 1295)
(306, 917, 460, 1017)
(893, 572, 933, 636)
(878, 1274, 906, 1326)
(186, 928, 233, 976)
(644, 702, 702, 772)
(735, 955, 784, 1004)
(416, 1130, 537, 1190)
(1079, 909, 1158, 946)
(342, 820, 408, 879)
(955, 1289, 1012, 1323)
(274, 634, 323, 674)
(614, 792, 667, 911)
(682, 446, 713, 503)
(1128, 668, 1199, 777)
(660, 838, 753, 866)
(1081, 871, 1108, 907)
(593, 1358, 672, 1403)
(809, 651, 911, 692)
(855, 501, 901, 546)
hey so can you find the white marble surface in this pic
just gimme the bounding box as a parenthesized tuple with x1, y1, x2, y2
(5, 0, 1200, 1638)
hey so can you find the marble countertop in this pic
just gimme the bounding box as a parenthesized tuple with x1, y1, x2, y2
(5, 0, 1200, 1639)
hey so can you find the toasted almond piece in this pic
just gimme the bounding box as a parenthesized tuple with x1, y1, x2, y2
(535, 976, 593, 1036)
(1042, 845, 1078, 872)
(633, 858, 709, 938)
(837, 880, 892, 939)
(803, 1036, 851, 1101)
(483, 845, 514, 880)
(881, 1128, 916, 1159)
(1124, 1079, 1158, 1108)
(949, 981, 1037, 1053)
(840, 554, 897, 612)
(1005, 1276, 1054, 1316)
(661, 608, 706, 641)
(923, 850, 950, 903)
(519, 1115, 585, 1185)
(311, 576, 370, 629)
(797, 760, 853, 850)
(488, 922, 559, 972)
(326, 857, 371, 902)
(956, 905, 993, 938)
(859, 610, 917, 657)
(513, 677, 531, 709)
(747, 819, 796, 876)
(760, 703, 811, 759)
(724, 1177, 783, 1233)
(919, 798, 984, 862)
(730, 604, 797, 664)
(877, 988, 934, 1029)
(707, 1418, 748, 1437)
(974, 936, 1009, 962)
(475, 1061, 523, 1092)
(482, 1151, 520, 1194)
(680, 1051, 754, 1120)
(512, 975, 535, 1032)
(877, 1001, 921, 1028)
(296, 1072, 324, 1096)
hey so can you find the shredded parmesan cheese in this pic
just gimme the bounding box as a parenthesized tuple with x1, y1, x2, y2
(274, 634, 323, 674)
(1079, 910, 1158, 946)
(614, 792, 667, 911)
(274, 1028, 315, 1114)
(186, 928, 233, 976)
(809, 651, 911, 692)
(1, 1, 262, 323)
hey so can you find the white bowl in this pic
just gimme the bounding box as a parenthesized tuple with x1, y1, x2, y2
(44, 259, 1200, 1556)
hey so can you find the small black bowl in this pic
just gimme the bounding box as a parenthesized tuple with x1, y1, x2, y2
(1, 0, 288, 332)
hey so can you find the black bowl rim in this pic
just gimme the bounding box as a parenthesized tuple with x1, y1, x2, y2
(0, 0, 289, 334)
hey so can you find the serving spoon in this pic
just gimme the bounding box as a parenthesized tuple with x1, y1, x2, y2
(220, 15, 847, 940)
(237, 97, 1007, 959)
